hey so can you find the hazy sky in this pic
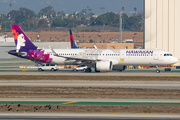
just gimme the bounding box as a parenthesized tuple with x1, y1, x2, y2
(0, 0, 143, 15)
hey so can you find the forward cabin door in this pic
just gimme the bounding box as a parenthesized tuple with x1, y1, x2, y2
(120, 50, 125, 62)
(154, 51, 159, 60)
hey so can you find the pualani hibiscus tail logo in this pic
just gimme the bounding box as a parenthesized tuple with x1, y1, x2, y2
(29, 49, 52, 63)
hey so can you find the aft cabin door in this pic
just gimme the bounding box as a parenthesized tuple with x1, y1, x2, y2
(154, 51, 159, 60)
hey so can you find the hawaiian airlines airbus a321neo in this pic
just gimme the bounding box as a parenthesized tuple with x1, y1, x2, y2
(8, 25, 178, 73)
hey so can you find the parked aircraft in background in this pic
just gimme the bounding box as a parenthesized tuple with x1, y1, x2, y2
(8, 25, 178, 73)
(69, 29, 97, 49)
(69, 29, 79, 49)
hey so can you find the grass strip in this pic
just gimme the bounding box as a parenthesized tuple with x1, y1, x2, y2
(0, 101, 179, 106)
(0, 75, 180, 81)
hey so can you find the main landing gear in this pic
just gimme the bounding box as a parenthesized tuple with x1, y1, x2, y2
(156, 65, 160, 73)
(85, 68, 91, 72)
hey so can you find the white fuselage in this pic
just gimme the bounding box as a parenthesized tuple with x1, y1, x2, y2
(42, 49, 178, 66)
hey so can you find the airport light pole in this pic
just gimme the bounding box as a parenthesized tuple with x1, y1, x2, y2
(119, 12, 122, 43)
(98, 33, 101, 43)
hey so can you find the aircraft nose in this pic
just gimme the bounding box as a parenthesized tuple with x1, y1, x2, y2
(173, 57, 178, 63)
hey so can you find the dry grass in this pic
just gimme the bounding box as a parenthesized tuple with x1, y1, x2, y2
(0, 86, 180, 98)
(0, 104, 180, 113)
(0, 75, 180, 81)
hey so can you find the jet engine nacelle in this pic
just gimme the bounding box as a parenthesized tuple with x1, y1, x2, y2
(96, 61, 112, 71)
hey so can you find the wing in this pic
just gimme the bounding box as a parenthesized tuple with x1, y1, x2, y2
(50, 47, 101, 62)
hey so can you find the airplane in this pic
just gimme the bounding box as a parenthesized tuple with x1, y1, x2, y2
(8, 25, 178, 73)
(69, 29, 126, 71)
(69, 29, 97, 49)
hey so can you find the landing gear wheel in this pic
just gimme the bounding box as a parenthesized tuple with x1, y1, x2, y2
(156, 69, 160, 73)
(85, 68, 91, 73)
(38, 68, 42, 71)
(51, 68, 54, 71)
(156, 65, 160, 73)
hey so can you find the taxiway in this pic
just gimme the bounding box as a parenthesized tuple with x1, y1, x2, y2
(0, 80, 179, 89)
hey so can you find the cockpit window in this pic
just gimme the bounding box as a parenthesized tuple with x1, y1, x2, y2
(164, 53, 173, 56)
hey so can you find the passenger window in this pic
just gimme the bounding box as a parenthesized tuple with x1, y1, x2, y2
(167, 54, 169, 56)
(170, 54, 172, 56)
(164, 54, 166, 56)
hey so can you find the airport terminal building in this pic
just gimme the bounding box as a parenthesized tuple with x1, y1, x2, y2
(145, 0, 180, 65)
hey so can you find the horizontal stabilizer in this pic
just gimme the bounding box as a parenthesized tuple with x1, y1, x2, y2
(8, 51, 26, 56)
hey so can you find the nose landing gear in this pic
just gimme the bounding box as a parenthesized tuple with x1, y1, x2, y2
(156, 65, 160, 73)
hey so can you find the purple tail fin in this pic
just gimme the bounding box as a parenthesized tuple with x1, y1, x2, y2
(11, 25, 37, 53)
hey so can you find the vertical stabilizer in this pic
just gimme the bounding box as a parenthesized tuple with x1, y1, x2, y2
(69, 29, 79, 48)
(11, 25, 37, 52)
